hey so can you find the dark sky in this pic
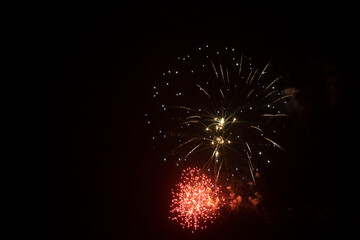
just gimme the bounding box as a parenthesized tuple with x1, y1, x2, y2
(28, 2, 357, 239)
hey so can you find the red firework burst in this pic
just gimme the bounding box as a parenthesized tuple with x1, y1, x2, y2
(170, 167, 225, 232)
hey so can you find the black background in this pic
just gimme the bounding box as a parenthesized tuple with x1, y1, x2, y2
(27, 2, 358, 239)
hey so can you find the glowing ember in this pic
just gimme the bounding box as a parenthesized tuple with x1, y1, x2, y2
(170, 167, 225, 232)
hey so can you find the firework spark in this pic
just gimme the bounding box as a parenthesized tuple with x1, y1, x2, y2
(170, 167, 225, 232)
(146, 45, 291, 184)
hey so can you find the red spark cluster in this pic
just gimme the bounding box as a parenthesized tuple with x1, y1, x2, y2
(170, 167, 225, 232)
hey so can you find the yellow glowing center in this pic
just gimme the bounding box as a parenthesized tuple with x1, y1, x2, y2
(216, 137, 224, 144)
(219, 118, 225, 126)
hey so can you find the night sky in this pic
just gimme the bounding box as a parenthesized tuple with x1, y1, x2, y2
(28, 2, 358, 239)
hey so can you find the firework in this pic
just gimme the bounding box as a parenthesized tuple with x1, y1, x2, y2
(170, 167, 225, 232)
(146, 45, 290, 184)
